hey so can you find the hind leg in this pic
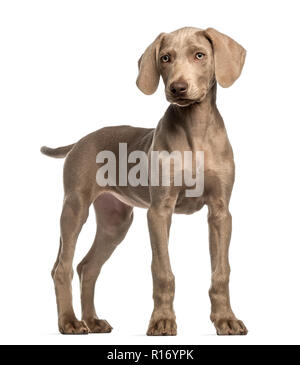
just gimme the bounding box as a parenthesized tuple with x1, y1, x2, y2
(77, 193, 133, 333)
(52, 192, 90, 334)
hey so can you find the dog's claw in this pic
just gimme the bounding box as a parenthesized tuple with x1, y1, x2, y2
(147, 319, 177, 336)
(84, 318, 113, 333)
(214, 318, 248, 335)
(59, 320, 90, 335)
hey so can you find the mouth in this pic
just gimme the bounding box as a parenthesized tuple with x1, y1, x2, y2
(169, 97, 197, 107)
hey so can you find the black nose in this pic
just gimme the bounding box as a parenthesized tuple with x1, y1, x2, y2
(170, 81, 188, 96)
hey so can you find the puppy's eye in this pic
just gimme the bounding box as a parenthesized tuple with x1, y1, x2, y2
(195, 52, 204, 60)
(161, 55, 170, 63)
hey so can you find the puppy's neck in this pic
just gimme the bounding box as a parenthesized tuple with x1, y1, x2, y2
(164, 83, 221, 139)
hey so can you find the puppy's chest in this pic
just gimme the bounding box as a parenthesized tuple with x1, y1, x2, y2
(166, 139, 233, 214)
(164, 137, 221, 173)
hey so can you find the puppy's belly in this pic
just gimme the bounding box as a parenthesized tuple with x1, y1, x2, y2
(108, 186, 151, 209)
(108, 187, 205, 215)
(97, 181, 205, 213)
(174, 194, 205, 214)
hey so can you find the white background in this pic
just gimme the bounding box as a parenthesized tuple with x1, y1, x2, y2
(0, 0, 299, 345)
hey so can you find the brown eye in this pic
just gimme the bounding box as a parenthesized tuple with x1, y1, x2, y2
(161, 55, 170, 63)
(195, 52, 204, 60)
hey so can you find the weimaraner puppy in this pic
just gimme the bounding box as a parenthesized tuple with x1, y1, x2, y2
(41, 27, 247, 336)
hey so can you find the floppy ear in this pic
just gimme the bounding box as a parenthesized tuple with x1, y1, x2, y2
(205, 28, 246, 88)
(136, 33, 165, 95)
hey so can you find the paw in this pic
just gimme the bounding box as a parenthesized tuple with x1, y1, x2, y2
(212, 315, 247, 335)
(84, 318, 113, 333)
(147, 318, 177, 336)
(59, 319, 89, 335)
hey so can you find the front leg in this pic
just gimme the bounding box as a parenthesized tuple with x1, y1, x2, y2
(207, 197, 247, 335)
(146, 192, 178, 336)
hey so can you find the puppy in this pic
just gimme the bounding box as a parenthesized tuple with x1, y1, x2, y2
(41, 27, 247, 335)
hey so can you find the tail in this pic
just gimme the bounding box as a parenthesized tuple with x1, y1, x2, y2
(40, 143, 75, 158)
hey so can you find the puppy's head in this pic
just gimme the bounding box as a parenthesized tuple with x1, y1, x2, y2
(136, 27, 246, 107)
